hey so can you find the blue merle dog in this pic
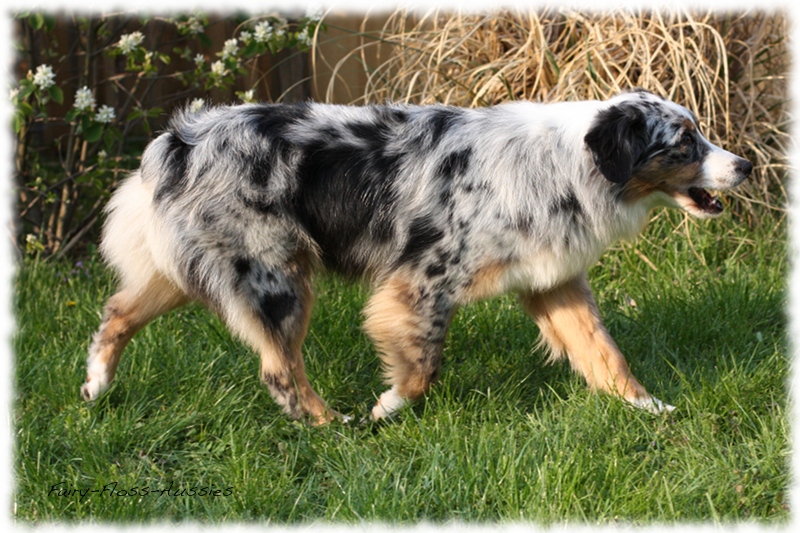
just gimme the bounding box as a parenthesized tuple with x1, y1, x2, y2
(81, 89, 751, 424)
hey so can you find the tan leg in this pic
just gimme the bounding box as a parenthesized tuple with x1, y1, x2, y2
(364, 275, 455, 420)
(82, 273, 188, 401)
(520, 275, 673, 413)
(223, 261, 339, 426)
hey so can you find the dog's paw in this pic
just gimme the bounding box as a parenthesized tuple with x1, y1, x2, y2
(628, 395, 675, 414)
(80, 378, 104, 402)
(371, 386, 407, 421)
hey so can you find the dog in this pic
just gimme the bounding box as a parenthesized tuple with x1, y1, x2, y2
(81, 89, 751, 424)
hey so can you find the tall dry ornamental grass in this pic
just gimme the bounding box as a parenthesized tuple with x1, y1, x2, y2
(320, 10, 789, 221)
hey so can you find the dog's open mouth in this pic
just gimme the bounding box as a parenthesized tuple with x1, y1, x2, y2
(687, 187, 723, 215)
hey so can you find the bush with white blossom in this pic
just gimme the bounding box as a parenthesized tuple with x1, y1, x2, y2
(12, 10, 326, 257)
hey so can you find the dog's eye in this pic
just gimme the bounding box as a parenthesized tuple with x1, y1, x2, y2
(680, 132, 695, 147)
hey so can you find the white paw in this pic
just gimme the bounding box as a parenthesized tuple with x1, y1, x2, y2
(80, 379, 104, 401)
(628, 395, 675, 414)
(371, 386, 407, 420)
(81, 361, 109, 401)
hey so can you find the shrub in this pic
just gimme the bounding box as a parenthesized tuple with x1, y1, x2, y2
(12, 9, 325, 258)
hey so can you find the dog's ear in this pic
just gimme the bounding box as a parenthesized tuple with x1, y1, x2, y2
(584, 102, 648, 184)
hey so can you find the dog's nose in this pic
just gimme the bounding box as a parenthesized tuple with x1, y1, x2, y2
(738, 158, 753, 177)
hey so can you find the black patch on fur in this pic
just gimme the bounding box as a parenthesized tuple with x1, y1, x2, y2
(248, 103, 310, 138)
(245, 104, 309, 188)
(237, 191, 282, 217)
(427, 108, 462, 147)
(154, 133, 192, 201)
(549, 188, 584, 221)
(584, 102, 649, 184)
(198, 209, 217, 226)
(234, 257, 299, 331)
(439, 188, 454, 208)
(437, 148, 473, 180)
(347, 121, 384, 143)
(511, 214, 533, 236)
(397, 215, 445, 266)
(257, 290, 298, 331)
(250, 151, 277, 188)
(233, 256, 251, 277)
(404, 107, 465, 152)
(425, 262, 447, 278)
(292, 118, 404, 276)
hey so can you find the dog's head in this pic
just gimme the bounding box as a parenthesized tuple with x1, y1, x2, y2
(584, 89, 752, 218)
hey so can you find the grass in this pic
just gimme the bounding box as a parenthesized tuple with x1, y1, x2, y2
(12, 211, 788, 524)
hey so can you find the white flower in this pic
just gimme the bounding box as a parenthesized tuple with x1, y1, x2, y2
(211, 61, 226, 76)
(33, 64, 56, 90)
(98, 150, 107, 160)
(297, 31, 313, 47)
(194, 54, 205, 67)
(254, 21, 273, 43)
(189, 98, 205, 113)
(96, 105, 116, 124)
(186, 16, 204, 35)
(73, 86, 95, 111)
(240, 90, 255, 103)
(221, 38, 239, 60)
(240, 31, 252, 42)
(10, 87, 19, 102)
(305, 5, 323, 22)
(117, 32, 144, 55)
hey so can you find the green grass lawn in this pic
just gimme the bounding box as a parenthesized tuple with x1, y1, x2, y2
(12, 211, 789, 524)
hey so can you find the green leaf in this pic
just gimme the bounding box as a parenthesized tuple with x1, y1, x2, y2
(103, 126, 122, 151)
(43, 14, 57, 32)
(18, 81, 36, 101)
(30, 12, 44, 30)
(17, 102, 34, 118)
(242, 41, 259, 57)
(84, 123, 103, 143)
(13, 112, 25, 134)
(126, 108, 144, 121)
(48, 85, 64, 105)
(65, 108, 80, 123)
(545, 50, 560, 79)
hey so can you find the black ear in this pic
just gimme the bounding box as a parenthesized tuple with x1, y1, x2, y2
(584, 103, 648, 184)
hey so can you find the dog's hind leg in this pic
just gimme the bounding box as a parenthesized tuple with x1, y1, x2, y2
(82, 273, 188, 401)
(364, 275, 456, 420)
(520, 275, 675, 414)
(222, 255, 338, 425)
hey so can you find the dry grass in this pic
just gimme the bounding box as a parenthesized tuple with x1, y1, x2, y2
(319, 9, 789, 220)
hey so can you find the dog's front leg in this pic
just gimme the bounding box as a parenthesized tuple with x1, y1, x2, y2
(519, 275, 674, 414)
